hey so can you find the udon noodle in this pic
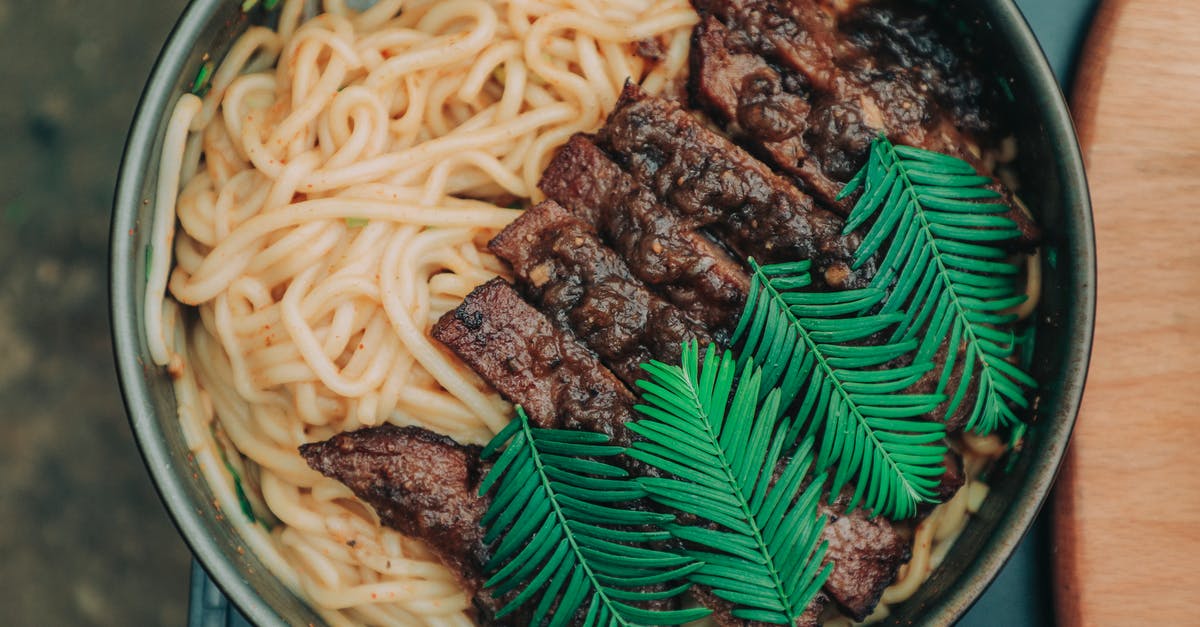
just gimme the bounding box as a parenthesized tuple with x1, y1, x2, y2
(144, 1, 1028, 624)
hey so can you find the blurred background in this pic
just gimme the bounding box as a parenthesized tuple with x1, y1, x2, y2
(0, 0, 1091, 625)
(0, 1, 190, 624)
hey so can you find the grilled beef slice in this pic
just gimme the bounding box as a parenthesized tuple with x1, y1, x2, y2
(692, 0, 840, 92)
(430, 278, 637, 446)
(489, 200, 713, 386)
(596, 83, 873, 290)
(818, 494, 911, 621)
(691, 0, 1038, 244)
(298, 426, 503, 618)
(689, 15, 848, 211)
(540, 135, 750, 334)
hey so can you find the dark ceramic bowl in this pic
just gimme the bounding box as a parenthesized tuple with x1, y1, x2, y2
(110, 1, 1095, 624)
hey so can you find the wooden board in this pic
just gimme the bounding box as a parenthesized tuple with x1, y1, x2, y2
(1053, 0, 1200, 623)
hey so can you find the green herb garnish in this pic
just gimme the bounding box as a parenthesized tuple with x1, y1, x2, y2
(191, 61, 214, 97)
(345, 217, 369, 228)
(241, 0, 281, 10)
(735, 259, 947, 519)
(629, 343, 832, 624)
(840, 136, 1035, 435)
(476, 137, 1039, 619)
(478, 407, 708, 626)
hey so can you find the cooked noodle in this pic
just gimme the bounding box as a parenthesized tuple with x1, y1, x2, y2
(144, 1, 1031, 624)
(148, 0, 696, 623)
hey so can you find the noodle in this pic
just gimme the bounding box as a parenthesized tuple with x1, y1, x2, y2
(145, 1, 1032, 624)
(148, 0, 697, 623)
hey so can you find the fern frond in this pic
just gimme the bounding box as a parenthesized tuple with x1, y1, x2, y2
(734, 260, 948, 519)
(840, 137, 1037, 434)
(479, 407, 710, 626)
(627, 342, 832, 624)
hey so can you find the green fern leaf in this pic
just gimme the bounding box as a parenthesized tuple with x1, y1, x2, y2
(734, 259, 949, 519)
(840, 137, 1037, 434)
(479, 407, 711, 627)
(627, 342, 832, 624)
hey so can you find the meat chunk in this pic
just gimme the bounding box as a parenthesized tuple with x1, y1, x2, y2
(541, 135, 750, 334)
(298, 426, 501, 617)
(819, 494, 912, 620)
(693, 0, 1038, 244)
(489, 200, 712, 385)
(839, 1, 1005, 140)
(692, 0, 840, 92)
(597, 83, 872, 290)
(430, 278, 637, 446)
(690, 15, 848, 212)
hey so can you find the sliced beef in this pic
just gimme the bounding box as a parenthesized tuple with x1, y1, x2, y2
(298, 426, 503, 618)
(693, 0, 1038, 244)
(597, 83, 872, 290)
(692, 0, 840, 92)
(819, 494, 912, 621)
(540, 135, 750, 334)
(690, 15, 849, 212)
(489, 200, 712, 386)
(839, 1, 1006, 140)
(430, 278, 636, 446)
(301, 425, 676, 624)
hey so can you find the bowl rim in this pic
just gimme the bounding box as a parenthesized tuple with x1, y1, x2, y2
(109, 0, 1096, 625)
(110, 1, 290, 625)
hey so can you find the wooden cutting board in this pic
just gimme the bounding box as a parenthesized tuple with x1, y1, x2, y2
(1053, 0, 1200, 623)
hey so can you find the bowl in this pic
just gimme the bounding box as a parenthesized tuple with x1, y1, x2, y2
(110, 1, 1096, 624)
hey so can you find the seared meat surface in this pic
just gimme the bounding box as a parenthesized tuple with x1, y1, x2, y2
(689, 0, 1038, 244)
(541, 135, 750, 335)
(298, 426, 501, 617)
(690, 15, 849, 212)
(819, 493, 912, 621)
(489, 200, 712, 386)
(430, 278, 637, 446)
(597, 83, 872, 290)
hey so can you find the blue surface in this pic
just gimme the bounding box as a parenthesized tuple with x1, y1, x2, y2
(188, 1, 1100, 625)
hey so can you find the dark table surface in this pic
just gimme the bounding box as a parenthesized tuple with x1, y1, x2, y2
(0, 1, 1094, 625)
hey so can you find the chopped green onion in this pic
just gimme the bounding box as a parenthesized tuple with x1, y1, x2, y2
(346, 217, 369, 228)
(144, 243, 153, 283)
(222, 457, 257, 523)
(265, 0, 281, 9)
(191, 61, 214, 97)
(241, 0, 258, 11)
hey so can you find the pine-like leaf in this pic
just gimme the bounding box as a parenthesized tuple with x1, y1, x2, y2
(479, 407, 710, 626)
(839, 137, 1037, 434)
(734, 260, 948, 519)
(627, 342, 832, 624)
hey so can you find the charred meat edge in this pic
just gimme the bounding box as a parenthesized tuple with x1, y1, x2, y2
(540, 134, 750, 336)
(596, 83, 873, 291)
(489, 199, 713, 387)
(690, 0, 1038, 244)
